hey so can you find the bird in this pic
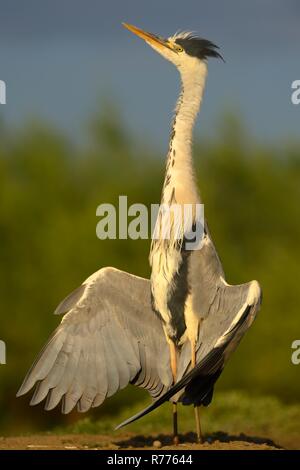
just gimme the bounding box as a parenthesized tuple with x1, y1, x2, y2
(121, 24, 262, 443)
(17, 23, 262, 444)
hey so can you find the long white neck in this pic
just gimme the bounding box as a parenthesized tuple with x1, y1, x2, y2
(162, 61, 207, 206)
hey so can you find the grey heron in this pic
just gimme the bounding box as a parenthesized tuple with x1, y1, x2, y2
(17, 24, 262, 444)
(121, 23, 262, 442)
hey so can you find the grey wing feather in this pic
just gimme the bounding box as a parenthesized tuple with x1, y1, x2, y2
(54, 284, 86, 315)
(176, 276, 260, 380)
(17, 267, 172, 413)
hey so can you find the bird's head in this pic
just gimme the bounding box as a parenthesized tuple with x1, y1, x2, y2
(123, 23, 223, 75)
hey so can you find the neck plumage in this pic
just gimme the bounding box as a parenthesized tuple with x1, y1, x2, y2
(162, 62, 207, 206)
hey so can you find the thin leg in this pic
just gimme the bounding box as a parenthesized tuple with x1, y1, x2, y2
(172, 403, 178, 444)
(191, 341, 203, 444)
(170, 341, 179, 445)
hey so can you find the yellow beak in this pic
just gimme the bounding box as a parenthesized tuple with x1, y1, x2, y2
(122, 23, 172, 51)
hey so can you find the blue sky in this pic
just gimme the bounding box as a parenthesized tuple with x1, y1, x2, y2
(0, 0, 299, 149)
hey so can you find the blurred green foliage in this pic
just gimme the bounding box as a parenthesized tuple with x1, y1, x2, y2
(0, 110, 299, 434)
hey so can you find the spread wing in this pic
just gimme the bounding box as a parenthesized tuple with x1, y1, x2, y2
(17, 267, 172, 413)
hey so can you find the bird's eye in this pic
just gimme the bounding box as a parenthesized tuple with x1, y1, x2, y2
(176, 45, 184, 53)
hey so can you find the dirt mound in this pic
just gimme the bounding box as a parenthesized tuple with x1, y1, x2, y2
(0, 432, 281, 450)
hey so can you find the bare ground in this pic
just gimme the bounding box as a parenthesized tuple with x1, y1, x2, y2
(0, 432, 282, 450)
